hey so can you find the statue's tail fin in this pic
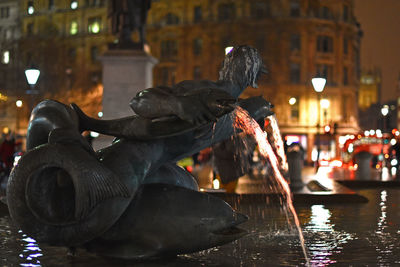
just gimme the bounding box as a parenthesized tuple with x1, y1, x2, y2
(7, 142, 132, 247)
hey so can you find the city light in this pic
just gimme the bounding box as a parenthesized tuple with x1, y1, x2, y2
(324, 125, 331, 133)
(71, 1, 78, 10)
(212, 179, 220, 189)
(320, 99, 330, 109)
(98, 111, 103, 118)
(27, 6, 34, 15)
(25, 68, 40, 86)
(311, 77, 326, 93)
(289, 97, 297, 105)
(90, 131, 99, 138)
(16, 100, 23, 107)
(381, 105, 389, 116)
(2, 51, 9, 64)
(70, 21, 78, 35)
(225, 46, 233, 55)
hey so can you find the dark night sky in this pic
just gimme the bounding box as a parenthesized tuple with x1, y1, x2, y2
(354, 0, 400, 102)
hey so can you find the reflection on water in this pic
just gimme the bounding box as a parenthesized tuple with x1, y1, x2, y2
(304, 205, 354, 265)
(19, 232, 42, 267)
(1, 189, 400, 266)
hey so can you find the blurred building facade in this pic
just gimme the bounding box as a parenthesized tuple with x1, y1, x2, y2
(18, 0, 109, 119)
(146, 0, 361, 162)
(0, 0, 24, 134)
(1, 0, 361, 162)
(358, 67, 382, 130)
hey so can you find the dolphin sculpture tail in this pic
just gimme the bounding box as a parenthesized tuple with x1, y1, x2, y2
(7, 140, 132, 246)
(8, 100, 134, 246)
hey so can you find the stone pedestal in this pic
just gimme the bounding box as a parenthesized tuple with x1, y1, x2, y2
(92, 49, 158, 151)
(100, 49, 158, 119)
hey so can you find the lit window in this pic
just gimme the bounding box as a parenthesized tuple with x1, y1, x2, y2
(2, 51, 9, 64)
(70, 21, 78, 35)
(88, 17, 101, 34)
(71, 0, 78, 10)
(27, 1, 34, 15)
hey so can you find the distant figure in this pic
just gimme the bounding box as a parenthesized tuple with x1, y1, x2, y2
(108, 0, 151, 48)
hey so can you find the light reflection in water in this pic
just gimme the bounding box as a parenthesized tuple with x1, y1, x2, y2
(18, 230, 42, 267)
(377, 190, 387, 233)
(374, 190, 395, 266)
(381, 167, 390, 181)
(305, 205, 354, 265)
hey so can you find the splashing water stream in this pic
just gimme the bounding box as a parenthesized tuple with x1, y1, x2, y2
(233, 106, 310, 265)
(265, 115, 288, 173)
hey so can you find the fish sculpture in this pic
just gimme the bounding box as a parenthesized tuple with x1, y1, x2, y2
(7, 45, 273, 259)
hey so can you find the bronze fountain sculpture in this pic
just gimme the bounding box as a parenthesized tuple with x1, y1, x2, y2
(6, 46, 273, 259)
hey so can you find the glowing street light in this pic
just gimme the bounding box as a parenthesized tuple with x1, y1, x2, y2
(381, 105, 389, 116)
(25, 66, 40, 89)
(311, 77, 326, 93)
(16, 100, 23, 108)
(381, 105, 389, 132)
(25, 65, 40, 113)
(320, 99, 330, 109)
(312, 75, 326, 171)
(15, 100, 23, 133)
(289, 97, 297, 105)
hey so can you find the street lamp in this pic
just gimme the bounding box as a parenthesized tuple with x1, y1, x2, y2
(320, 98, 330, 124)
(24, 65, 40, 113)
(15, 100, 22, 133)
(312, 76, 326, 170)
(381, 105, 389, 132)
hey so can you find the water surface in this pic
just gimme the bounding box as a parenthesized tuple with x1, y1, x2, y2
(1, 189, 399, 266)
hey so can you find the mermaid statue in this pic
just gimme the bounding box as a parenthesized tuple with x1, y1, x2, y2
(7, 45, 273, 259)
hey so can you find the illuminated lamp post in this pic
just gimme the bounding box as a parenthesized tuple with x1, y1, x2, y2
(24, 65, 40, 115)
(15, 100, 23, 133)
(381, 105, 389, 133)
(312, 76, 326, 171)
(320, 98, 330, 125)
